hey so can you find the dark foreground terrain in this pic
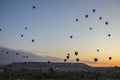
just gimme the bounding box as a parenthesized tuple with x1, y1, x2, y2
(0, 62, 120, 80)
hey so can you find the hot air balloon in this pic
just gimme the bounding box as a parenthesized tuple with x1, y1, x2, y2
(90, 27, 92, 30)
(75, 51, 78, 56)
(70, 36, 73, 38)
(76, 58, 79, 62)
(85, 15, 88, 18)
(32, 39, 35, 42)
(76, 19, 78, 21)
(66, 55, 69, 59)
(99, 17, 102, 20)
(25, 27, 27, 30)
(21, 34, 23, 37)
(68, 53, 70, 56)
(94, 58, 98, 62)
(109, 57, 112, 60)
(0, 28, 1, 31)
(33, 6, 35, 9)
(92, 9, 96, 12)
(97, 49, 99, 52)
(16, 52, 19, 55)
(108, 34, 111, 37)
(6, 51, 8, 54)
(105, 21, 108, 25)
(64, 59, 67, 62)
(23, 56, 25, 58)
(48, 61, 50, 64)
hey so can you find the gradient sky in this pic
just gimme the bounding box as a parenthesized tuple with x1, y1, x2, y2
(0, 0, 120, 66)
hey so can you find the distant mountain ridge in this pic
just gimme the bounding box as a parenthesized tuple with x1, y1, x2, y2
(2, 62, 91, 72)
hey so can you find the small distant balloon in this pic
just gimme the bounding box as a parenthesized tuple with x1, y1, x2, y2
(108, 34, 111, 37)
(33, 6, 35, 9)
(97, 49, 99, 52)
(68, 53, 70, 56)
(48, 61, 50, 64)
(21, 34, 23, 37)
(90, 27, 92, 30)
(109, 57, 112, 60)
(85, 15, 88, 18)
(76, 19, 78, 21)
(70, 36, 73, 38)
(75, 51, 78, 56)
(16, 53, 19, 55)
(64, 59, 67, 62)
(66, 55, 70, 59)
(23, 56, 25, 58)
(94, 58, 98, 62)
(99, 17, 102, 20)
(105, 21, 108, 25)
(0, 28, 1, 31)
(92, 9, 96, 12)
(76, 58, 79, 62)
(25, 27, 27, 30)
(26, 56, 28, 58)
(6, 51, 8, 54)
(32, 39, 35, 42)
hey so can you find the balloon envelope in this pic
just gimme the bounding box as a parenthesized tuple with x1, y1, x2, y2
(94, 58, 98, 62)
(75, 51, 78, 56)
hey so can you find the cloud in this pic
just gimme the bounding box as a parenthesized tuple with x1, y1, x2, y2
(0, 46, 63, 64)
(31, 49, 51, 55)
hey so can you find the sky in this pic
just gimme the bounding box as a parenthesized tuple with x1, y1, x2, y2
(0, 0, 120, 66)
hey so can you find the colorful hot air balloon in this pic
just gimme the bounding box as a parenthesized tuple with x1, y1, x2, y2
(75, 51, 78, 56)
